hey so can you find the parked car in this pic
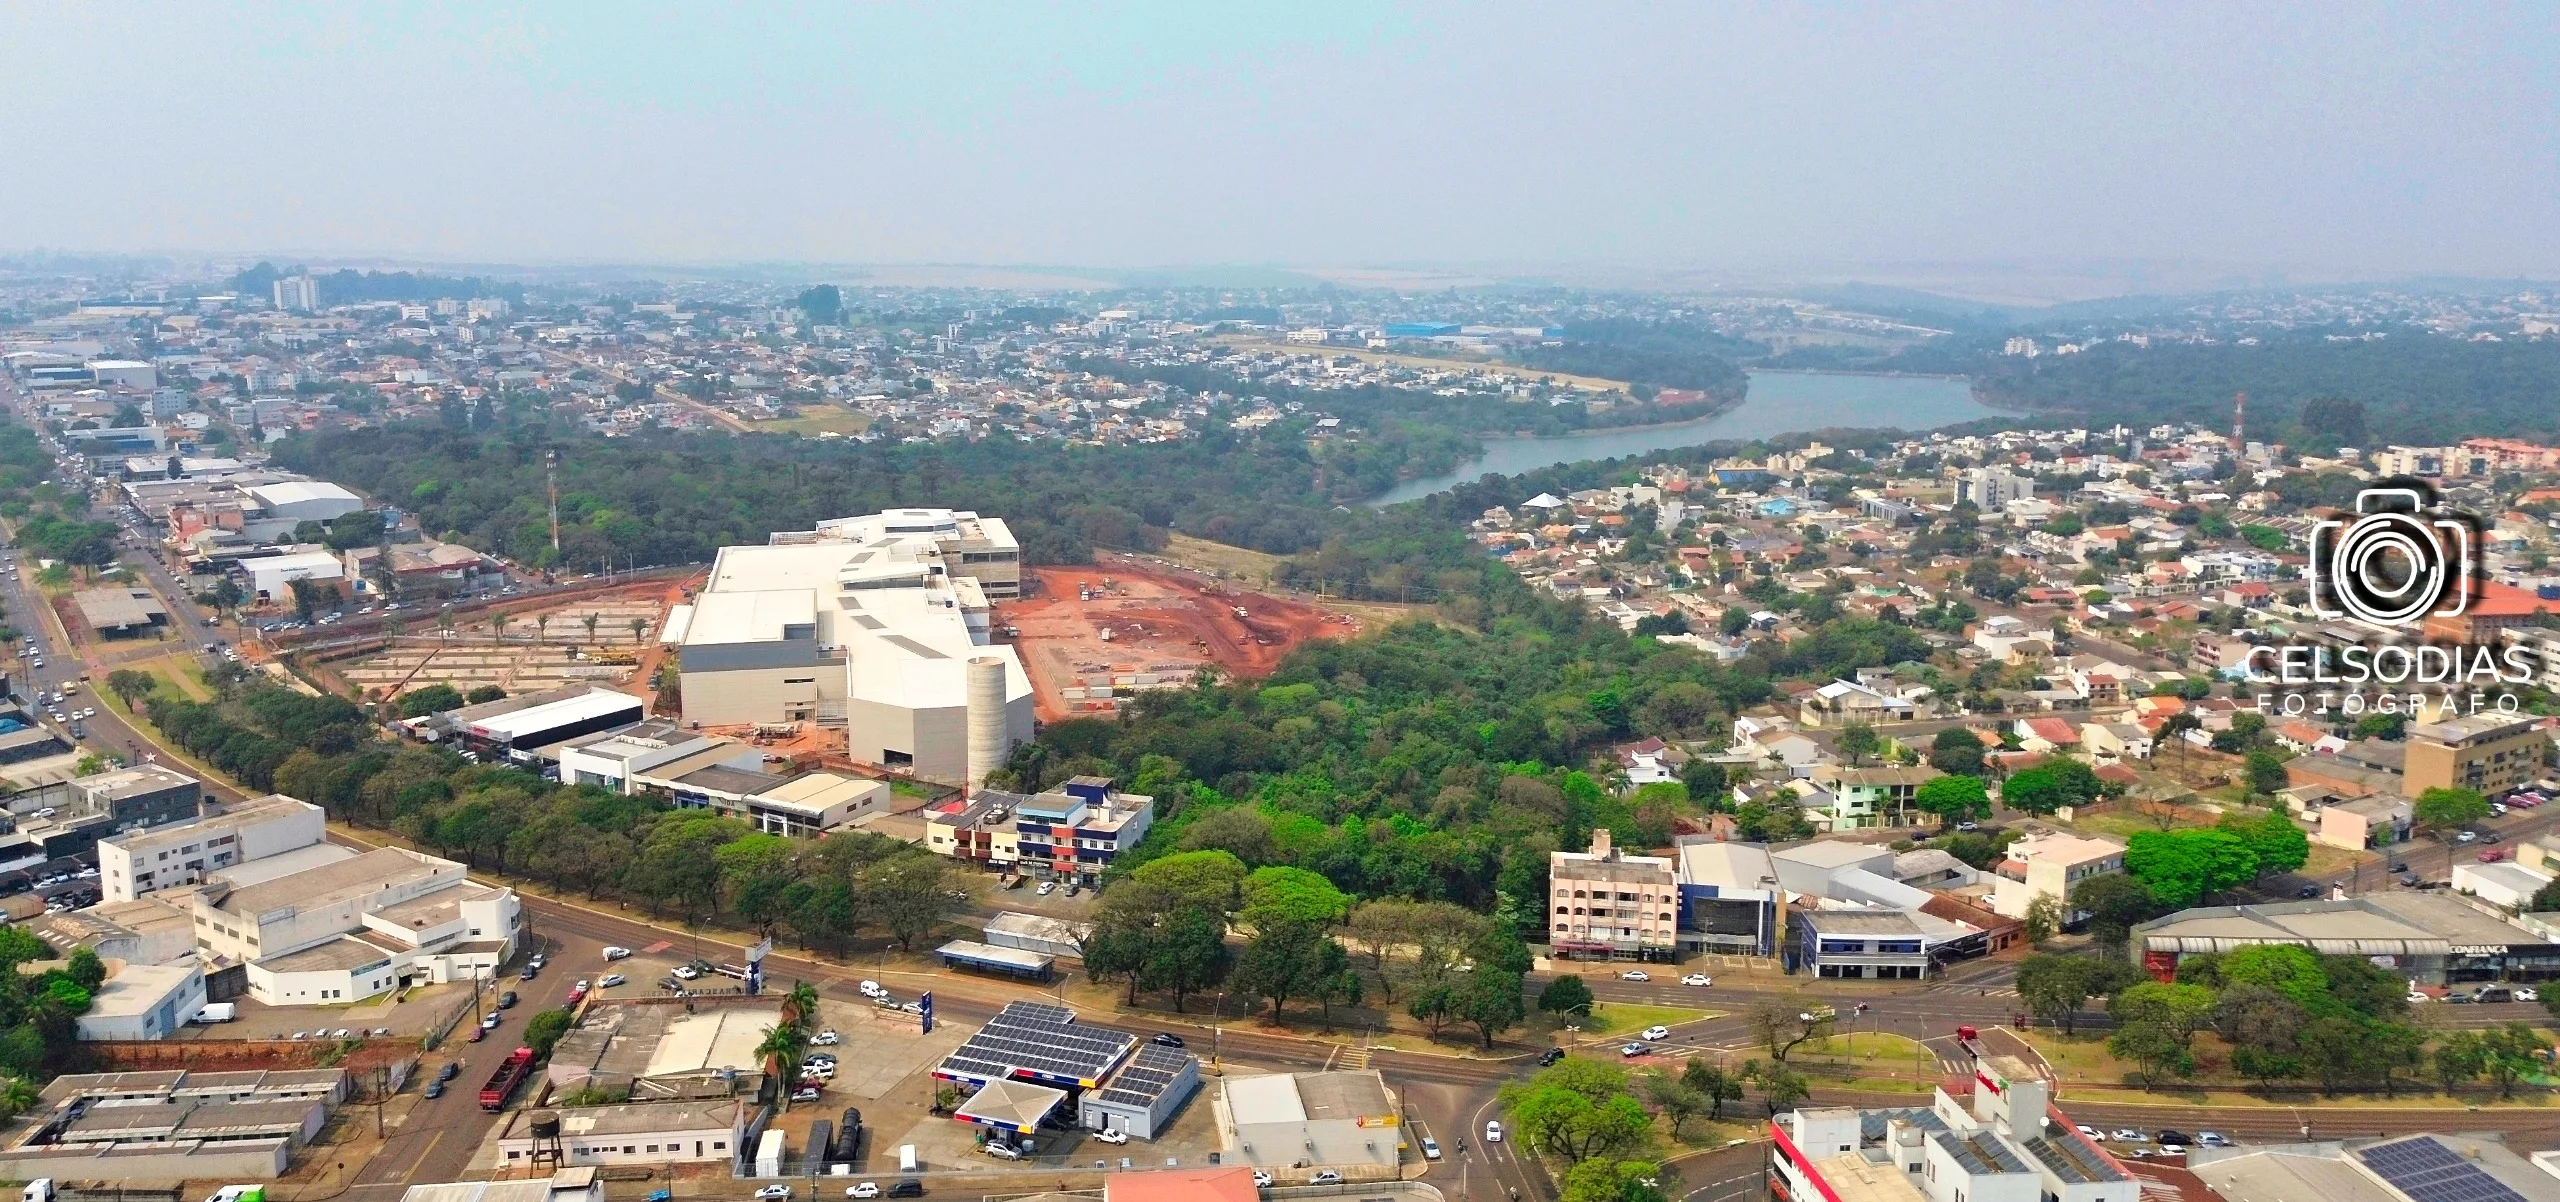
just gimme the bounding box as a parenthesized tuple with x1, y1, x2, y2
(498, 991, 519, 1009)
(1620, 970, 1650, 982)
(597, 973, 626, 988)
(1539, 1048, 1566, 1066)
(2408, 990, 2432, 1003)
(793, 1086, 824, 1102)
(1311, 1170, 1342, 1185)
(1095, 1129, 1129, 1145)
(423, 1081, 445, 1099)
(1252, 1171, 1273, 1187)
(813, 1029, 841, 1045)
(672, 965, 702, 980)
(2198, 1132, 2230, 1147)
(1421, 1136, 1441, 1160)
(2296, 884, 2322, 897)
(886, 1183, 923, 1199)
(437, 1062, 461, 1082)
(2112, 1130, 2145, 1142)
(1037, 880, 1057, 895)
(983, 1142, 1020, 1160)
(2399, 872, 2423, 887)
(2458, 830, 2479, 842)
(846, 1186, 880, 1200)
(755, 1188, 793, 1201)
(480, 1013, 500, 1029)
(2517, 987, 2541, 1002)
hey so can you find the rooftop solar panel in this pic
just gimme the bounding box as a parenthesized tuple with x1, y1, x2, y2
(2355, 1137, 2527, 1202)
(936, 1001, 1134, 1087)
(1092, 1045, 1195, 1109)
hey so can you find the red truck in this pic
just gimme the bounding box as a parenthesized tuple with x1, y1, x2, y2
(479, 1046, 535, 1112)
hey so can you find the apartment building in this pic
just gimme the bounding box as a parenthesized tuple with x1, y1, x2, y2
(1549, 829, 1680, 961)
(1954, 467, 2035, 509)
(676, 508, 1033, 782)
(1823, 766, 1941, 830)
(1010, 777, 1154, 885)
(100, 794, 326, 902)
(2404, 712, 2550, 798)
(1988, 832, 2126, 920)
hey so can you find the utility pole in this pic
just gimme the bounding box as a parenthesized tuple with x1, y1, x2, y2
(545, 448, 561, 556)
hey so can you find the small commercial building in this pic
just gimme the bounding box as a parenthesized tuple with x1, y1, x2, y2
(72, 587, 167, 636)
(76, 960, 208, 1040)
(1673, 839, 1781, 956)
(401, 1168, 606, 1202)
(984, 910, 1093, 960)
(1790, 908, 1930, 979)
(2455, 860, 2555, 910)
(1012, 777, 1155, 885)
(1218, 1071, 1401, 1178)
(1988, 832, 2126, 920)
(936, 939, 1054, 983)
(237, 549, 346, 604)
(1079, 1043, 1200, 1141)
(493, 1097, 749, 1168)
(2315, 792, 2414, 851)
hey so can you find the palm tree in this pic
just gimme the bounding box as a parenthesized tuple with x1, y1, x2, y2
(782, 981, 821, 1031)
(583, 613, 601, 645)
(0, 1073, 36, 1120)
(535, 614, 551, 645)
(489, 615, 509, 644)
(630, 616, 649, 644)
(755, 1022, 808, 1108)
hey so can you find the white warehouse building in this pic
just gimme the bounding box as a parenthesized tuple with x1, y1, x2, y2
(678, 509, 1033, 784)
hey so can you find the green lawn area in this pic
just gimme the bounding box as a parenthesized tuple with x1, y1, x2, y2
(759, 406, 872, 436)
(1571, 1002, 1716, 1036)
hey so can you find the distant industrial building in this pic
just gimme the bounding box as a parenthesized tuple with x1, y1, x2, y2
(419, 684, 647, 762)
(677, 508, 1032, 784)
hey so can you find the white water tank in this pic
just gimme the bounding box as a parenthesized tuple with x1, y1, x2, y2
(966, 655, 1008, 793)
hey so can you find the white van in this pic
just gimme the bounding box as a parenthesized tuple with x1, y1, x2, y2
(24, 1179, 53, 1202)
(897, 1144, 919, 1175)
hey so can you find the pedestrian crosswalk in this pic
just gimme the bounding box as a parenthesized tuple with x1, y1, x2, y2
(1339, 1045, 1371, 1070)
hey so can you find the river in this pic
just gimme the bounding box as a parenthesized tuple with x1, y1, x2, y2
(1365, 370, 1998, 506)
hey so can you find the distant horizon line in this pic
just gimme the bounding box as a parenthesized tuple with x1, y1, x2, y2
(5, 250, 2556, 309)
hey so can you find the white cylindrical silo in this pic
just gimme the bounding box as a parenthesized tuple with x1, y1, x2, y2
(966, 655, 1008, 793)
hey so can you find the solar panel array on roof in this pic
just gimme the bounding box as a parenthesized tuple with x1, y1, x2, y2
(1938, 1132, 2030, 1176)
(1092, 1044, 1193, 1109)
(2021, 1133, 2126, 1185)
(2356, 1137, 2527, 1202)
(937, 1002, 1133, 1087)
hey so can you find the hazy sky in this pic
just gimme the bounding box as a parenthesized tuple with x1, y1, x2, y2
(8, 3, 2559, 282)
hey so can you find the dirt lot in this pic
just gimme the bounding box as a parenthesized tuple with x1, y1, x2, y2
(998, 563, 1356, 722)
(328, 584, 679, 702)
